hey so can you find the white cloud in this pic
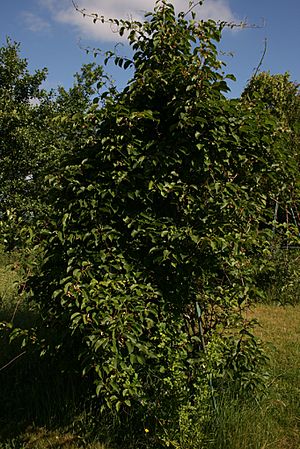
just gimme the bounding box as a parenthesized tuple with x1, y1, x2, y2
(39, 0, 239, 42)
(22, 11, 51, 33)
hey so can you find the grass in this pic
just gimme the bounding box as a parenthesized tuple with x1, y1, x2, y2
(207, 304, 300, 449)
(0, 429, 106, 449)
(250, 304, 300, 448)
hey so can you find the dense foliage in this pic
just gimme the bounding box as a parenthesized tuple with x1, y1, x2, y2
(242, 71, 300, 221)
(0, 40, 106, 248)
(0, 40, 48, 223)
(242, 72, 300, 304)
(1, 2, 299, 447)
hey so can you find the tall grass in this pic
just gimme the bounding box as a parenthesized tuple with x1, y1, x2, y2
(206, 304, 300, 449)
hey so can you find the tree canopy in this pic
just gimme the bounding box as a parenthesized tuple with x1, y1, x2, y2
(0, 39, 106, 248)
(0, 39, 48, 218)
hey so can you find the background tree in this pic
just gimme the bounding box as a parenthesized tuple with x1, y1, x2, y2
(242, 72, 300, 232)
(0, 39, 48, 220)
(0, 39, 106, 248)
(242, 71, 300, 128)
(242, 72, 300, 304)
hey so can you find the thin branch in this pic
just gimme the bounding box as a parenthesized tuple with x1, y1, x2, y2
(183, 1, 204, 18)
(10, 281, 26, 323)
(72, 0, 265, 36)
(221, 17, 266, 30)
(253, 37, 268, 77)
(0, 351, 26, 372)
(72, 0, 140, 29)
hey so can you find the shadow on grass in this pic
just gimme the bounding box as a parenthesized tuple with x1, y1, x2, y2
(0, 344, 88, 440)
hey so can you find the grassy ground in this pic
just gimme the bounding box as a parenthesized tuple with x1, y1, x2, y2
(250, 304, 300, 449)
(207, 304, 300, 449)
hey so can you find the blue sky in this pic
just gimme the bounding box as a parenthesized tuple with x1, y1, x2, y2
(1, 0, 299, 97)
